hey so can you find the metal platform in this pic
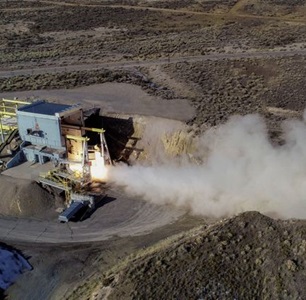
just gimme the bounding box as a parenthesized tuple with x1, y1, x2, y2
(0, 98, 30, 143)
(39, 177, 70, 191)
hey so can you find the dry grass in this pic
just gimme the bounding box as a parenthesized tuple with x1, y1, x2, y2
(2, 0, 306, 69)
(148, 55, 306, 141)
(96, 212, 306, 300)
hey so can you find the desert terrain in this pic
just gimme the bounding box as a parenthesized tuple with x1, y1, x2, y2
(1, 0, 306, 299)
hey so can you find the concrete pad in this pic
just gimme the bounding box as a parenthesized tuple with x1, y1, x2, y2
(0, 83, 195, 122)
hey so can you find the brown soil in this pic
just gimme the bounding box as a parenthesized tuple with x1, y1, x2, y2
(0, 175, 56, 219)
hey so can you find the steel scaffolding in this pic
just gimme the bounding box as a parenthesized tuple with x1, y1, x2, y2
(0, 98, 30, 143)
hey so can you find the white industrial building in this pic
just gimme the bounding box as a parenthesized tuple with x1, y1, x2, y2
(16, 100, 84, 164)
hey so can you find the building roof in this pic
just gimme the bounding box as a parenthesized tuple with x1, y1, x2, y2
(18, 100, 77, 116)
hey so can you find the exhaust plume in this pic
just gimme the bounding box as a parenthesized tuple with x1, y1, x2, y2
(109, 114, 306, 219)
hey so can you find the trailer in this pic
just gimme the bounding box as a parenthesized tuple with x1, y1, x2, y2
(58, 193, 95, 222)
(58, 201, 87, 223)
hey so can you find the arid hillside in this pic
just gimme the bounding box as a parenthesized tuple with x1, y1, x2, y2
(95, 212, 306, 300)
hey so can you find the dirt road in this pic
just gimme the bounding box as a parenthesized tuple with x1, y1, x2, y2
(37, 1, 306, 24)
(1, 49, 306, 78)
(0, 189, 184, 243)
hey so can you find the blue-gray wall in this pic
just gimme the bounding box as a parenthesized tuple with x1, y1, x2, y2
(17, 112, 65, 149)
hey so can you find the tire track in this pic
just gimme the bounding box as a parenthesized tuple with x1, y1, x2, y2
(0, 192, 184, 243)
(1, 49, 306, 79)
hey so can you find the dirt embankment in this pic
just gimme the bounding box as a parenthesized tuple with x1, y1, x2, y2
(95, 211, 306, 300)
(0, 176, 55, 219)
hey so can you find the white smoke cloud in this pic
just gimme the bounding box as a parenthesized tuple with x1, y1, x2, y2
(108, 114, 306, 219)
